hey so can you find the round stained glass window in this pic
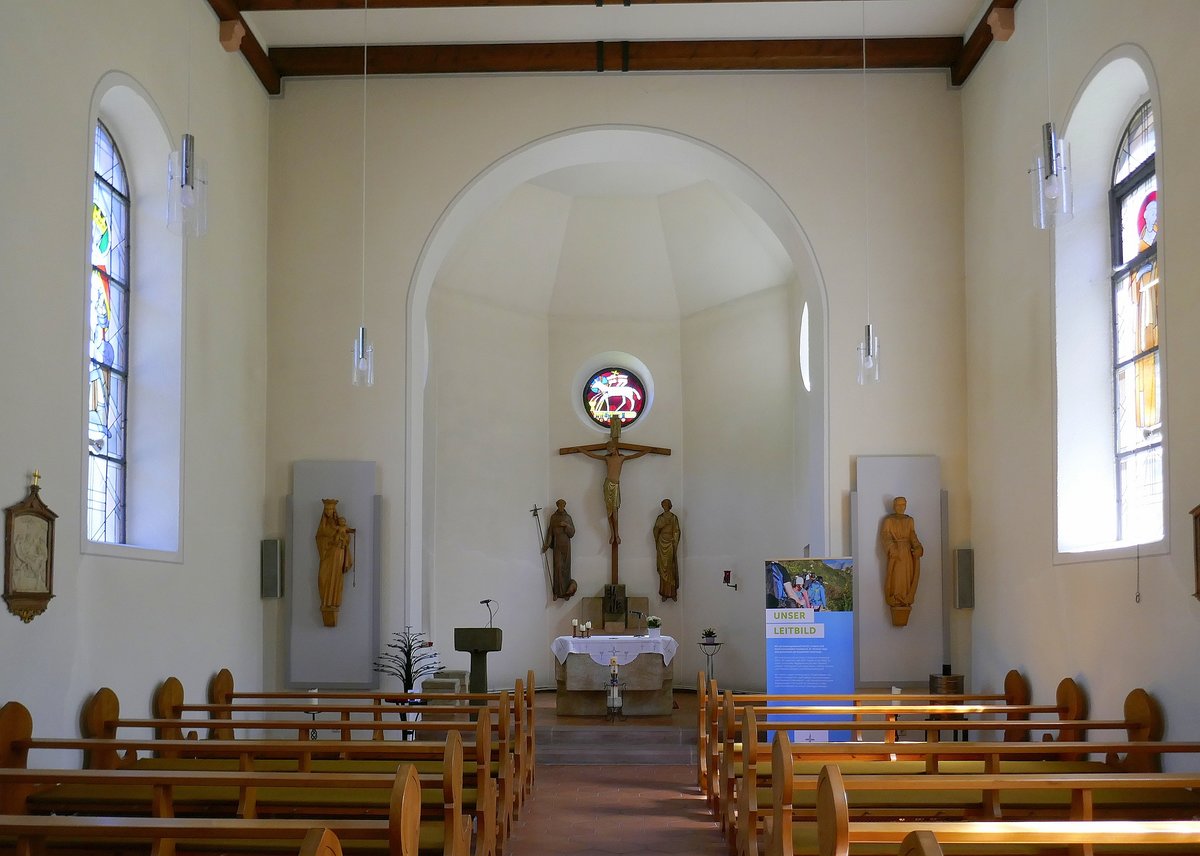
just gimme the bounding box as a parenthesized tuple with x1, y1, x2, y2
(582, 367, 646, 429)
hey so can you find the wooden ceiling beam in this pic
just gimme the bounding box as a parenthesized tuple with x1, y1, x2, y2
(207, 0, 284, 94)
(271, 36, 963, 77)
(240, 0, 908, 8)
(950, 0, 1019, 86)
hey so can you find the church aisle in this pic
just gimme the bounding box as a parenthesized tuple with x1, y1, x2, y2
(506, 764, 727, 855)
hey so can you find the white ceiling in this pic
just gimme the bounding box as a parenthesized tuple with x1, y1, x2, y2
(241, 1, 989, 49)
(435, 178, 794, 320)
(273, 1, 989, 322)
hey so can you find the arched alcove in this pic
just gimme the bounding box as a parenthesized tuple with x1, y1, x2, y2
(404, 125, 829, 684)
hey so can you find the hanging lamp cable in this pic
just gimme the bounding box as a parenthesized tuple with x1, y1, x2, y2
(861, 0, 869, 327)
(360, 0, 368, 332)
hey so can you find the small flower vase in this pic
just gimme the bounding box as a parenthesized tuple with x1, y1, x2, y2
(648, 627, 661, 638)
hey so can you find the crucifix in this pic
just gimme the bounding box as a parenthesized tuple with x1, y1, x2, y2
(559, 416, 670, 586)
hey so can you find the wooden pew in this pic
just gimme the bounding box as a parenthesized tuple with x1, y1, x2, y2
(1, 703, 481, 856)
(301, 828, 349, 856)
(87, 685, 507, 854)
(191, 670, 530, 830)
(703, 670, 1034, 811)
(720, 679, 1104, 850)
(804, 763, 1200, 856)
(743, 698, 1183, 856)
(202, 669, 536, 808)
(7, 730, 467, 856)
(0, 764, 422, 856)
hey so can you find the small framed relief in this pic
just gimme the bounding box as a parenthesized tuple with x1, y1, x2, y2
(4, 472, 57, 623)
(1192, 505, 1200, 602)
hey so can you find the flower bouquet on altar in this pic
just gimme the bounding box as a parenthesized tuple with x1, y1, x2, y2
(646, 615, 662, 638)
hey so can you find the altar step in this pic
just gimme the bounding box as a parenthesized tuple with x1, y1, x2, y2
(537, 724, 697, 765)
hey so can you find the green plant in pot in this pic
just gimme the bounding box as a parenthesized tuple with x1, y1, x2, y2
(702, 627, 718, 642)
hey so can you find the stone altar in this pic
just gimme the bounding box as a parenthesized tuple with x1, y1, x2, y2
(551, 635, 676, 716)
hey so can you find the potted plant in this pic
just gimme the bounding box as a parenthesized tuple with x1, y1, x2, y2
(701, 627, 718, 643)
(646, 615, 662, 638)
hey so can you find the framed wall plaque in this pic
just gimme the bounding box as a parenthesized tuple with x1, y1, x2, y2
(1192, 505, 1200, 601)
(4, 472, 57, 622)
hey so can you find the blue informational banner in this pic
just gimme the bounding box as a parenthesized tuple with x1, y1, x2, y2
(764, 558, 855, 742)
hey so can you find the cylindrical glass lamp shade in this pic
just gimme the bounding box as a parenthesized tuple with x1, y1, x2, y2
(857, 323, 880, 385)
(352, 326, 374, 387)
(1031, 123, 1073, 230)
(167, 134, 208, 237)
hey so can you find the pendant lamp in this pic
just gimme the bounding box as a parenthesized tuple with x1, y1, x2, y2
(351, 0, 374, 387)
(856, 1, 879, 385)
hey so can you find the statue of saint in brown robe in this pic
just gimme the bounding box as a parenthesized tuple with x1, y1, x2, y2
(881, 496, 922, 626)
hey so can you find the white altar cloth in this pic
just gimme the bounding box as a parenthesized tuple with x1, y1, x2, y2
(551, 634, 678, 666)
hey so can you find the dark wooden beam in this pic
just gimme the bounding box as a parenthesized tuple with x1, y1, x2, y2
(207, 0, 284, 94)
(271, 36, 962, 77)
(950, 0, 1019, 87)
(239, 0, 919, 7)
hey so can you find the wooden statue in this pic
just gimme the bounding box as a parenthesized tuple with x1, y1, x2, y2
(653, 498, 681, 601)
(541, 499, 578, 600)
(881, 496, 922, 626)
(315, 498, 354, 627)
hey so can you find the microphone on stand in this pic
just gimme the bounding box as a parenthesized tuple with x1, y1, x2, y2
(480, 599, 498, 628)
(629, 610, 645, 636)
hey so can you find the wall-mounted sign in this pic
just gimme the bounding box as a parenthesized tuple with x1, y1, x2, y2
(582, 367, 646, 428)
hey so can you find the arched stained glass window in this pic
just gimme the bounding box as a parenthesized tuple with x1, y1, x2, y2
(88, 121, 130, 543)
(1109, 101, 1162, 544)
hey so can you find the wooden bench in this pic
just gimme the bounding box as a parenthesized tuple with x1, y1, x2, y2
(803, 763, 1200, 856)
(81, 686, 507, 855)
(743, 701, 1184, 856)
(719, 679, 1111, 852)
(0, 764, 422, 856)
(201, 669, 536, 807)
(185, 671, 530, 831)
(1, 703, 483, 856)
(702, 670, 1037, 812)
(5, 734, 468, 856)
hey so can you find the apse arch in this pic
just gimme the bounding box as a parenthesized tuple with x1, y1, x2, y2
(403, 124, 830, 628)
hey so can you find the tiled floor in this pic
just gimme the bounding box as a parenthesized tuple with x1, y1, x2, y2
(506, 765, 728, 856)
(506, 690, 729, 855)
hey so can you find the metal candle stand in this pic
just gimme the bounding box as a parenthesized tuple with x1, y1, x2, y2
(606, 658, 626, 721)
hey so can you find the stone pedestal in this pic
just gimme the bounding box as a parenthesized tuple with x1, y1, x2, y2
(453, 627, 502, 695)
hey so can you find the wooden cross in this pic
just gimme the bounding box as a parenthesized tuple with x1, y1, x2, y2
(559, 417, 670, 586)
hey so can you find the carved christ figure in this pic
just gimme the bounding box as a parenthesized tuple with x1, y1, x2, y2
(315, 498, 354, 627)
(560, 417, 670, 546)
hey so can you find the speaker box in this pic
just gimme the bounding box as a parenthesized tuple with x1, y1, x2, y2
(954, 547, 974, 609)
(261, 539, 283, 599)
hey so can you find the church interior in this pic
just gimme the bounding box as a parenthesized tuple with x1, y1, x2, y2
(4, 3, 1200, 835)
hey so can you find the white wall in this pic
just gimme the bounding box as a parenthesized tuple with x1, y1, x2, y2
(681, 286, 798, 687)
(265, 70, 967, 690)
(962, 0, 1200, 742)
(427, 289, 551, 687)
(0, 1, 269, 741)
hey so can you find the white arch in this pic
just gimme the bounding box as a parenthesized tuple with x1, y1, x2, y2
(403, 124, 830, 626)
(82, 71, 185, 563)
(1054, 44, 1166, 560)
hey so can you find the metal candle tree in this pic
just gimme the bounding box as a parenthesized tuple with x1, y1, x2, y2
(374, 626, 442, 691)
